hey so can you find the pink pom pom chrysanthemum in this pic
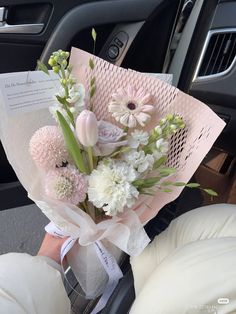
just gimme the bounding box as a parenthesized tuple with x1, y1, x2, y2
(44, 165, 87, 205)
(29, 126, 69, 169)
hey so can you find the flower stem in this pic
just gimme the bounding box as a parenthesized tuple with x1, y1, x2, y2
(80, 201, 87, 213)
(87, 146, 94, 173)
(60, 66, 69, 99)
(82, 201, 96, 220)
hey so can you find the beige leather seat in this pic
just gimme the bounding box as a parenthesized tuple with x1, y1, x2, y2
(130, 204, 236, 314)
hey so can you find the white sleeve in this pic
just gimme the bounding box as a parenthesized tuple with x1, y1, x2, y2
(131, 203, 236, 295)
(0, 253, 71, 314)
(130, 237, 236, 314)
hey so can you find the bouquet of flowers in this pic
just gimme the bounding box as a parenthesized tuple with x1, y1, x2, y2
(33, 50, 189, 219)
(0, 35, 225, 313)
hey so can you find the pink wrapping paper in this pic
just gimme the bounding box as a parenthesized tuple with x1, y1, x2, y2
(70, 47, 226, 223)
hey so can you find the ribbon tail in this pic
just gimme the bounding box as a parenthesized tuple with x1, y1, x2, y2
(45, 222, 123, 312)
(91, 241, 123, 314)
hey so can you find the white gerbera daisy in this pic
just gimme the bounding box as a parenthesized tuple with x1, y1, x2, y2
(108, 85, 154, 128)
(88, 159, 139, 216)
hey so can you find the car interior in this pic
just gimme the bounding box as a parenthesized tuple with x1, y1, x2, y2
(0, 0, 236, 312)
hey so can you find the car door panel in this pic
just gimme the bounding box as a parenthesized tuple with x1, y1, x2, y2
(168, 0, 236, 154)
(0, 0, 99, 73)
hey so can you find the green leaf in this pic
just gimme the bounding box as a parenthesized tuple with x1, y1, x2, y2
(37, 60, 49, 75)
(139, 191, 155, 196)
(56, 95, 67, 105)
(159, 167, 176, 177)
(186, 183, 201, 188)
(91, 28, 97, 42)
(161, 181, 173, 186)
(103, 159, 110, 166)
(162, 188, 173, 193)
(133, 177, 161, 188)
(153, 156, 167, 169)
(90, 77, 96, 86)
(110, 147, 130, 158)
(133, 179, 144, 187)
(90, 85, 96, 98)
(144, 177, 161, 186)
(173, 182, 186, 187)
(203, 188, 218, 197)
(89, 58, 95, 70)
(56, 111, 87, 173)
(55, 96, 75, 127)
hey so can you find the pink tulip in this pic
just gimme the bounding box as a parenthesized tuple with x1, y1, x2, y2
(76, 110, 98, 147)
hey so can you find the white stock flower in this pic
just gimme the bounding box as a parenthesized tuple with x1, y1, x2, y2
(151, 138, 169, 160)
(123, 150, 154, 173)
(66, 84, 85, 111)
(50, 84, 85, 122)
(156, 138, 169, 154)
(88, 159, 139, 216)
(49, 104, 75, 131)
(49, 104, 68, 122)
(153, 150, 163, 160)
(57, 83, 85, 109)
(155, 126, 162, 136)
(128, 130, 149, 149)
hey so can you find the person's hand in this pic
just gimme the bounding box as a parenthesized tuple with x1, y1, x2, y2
(37, 233, 68, 264)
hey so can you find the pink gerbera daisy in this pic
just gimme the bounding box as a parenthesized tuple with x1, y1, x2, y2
(108, 85, 154, 128)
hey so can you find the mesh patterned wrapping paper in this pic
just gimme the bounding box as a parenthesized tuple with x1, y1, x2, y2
(70, 48, 226, 223)
(0, 48, 225, 298)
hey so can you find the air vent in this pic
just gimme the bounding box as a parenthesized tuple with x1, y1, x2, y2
(196, 30, 236, 79)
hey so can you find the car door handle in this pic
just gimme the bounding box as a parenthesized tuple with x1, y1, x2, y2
(0, 22, 44, 34)
(0, 7, 44, 34)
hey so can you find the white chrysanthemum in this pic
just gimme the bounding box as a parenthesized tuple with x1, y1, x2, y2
(88, 160, 139, 216)
(128, 130, 149, 148)
(123, 150, 154, 173)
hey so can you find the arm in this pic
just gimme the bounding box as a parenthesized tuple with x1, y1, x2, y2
(0, 233, 71, 314)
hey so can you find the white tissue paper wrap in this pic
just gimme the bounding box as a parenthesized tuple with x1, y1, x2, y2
(0, 48, 225, 298)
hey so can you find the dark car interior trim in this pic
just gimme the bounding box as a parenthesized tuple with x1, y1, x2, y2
(40, 0, 168, 64)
